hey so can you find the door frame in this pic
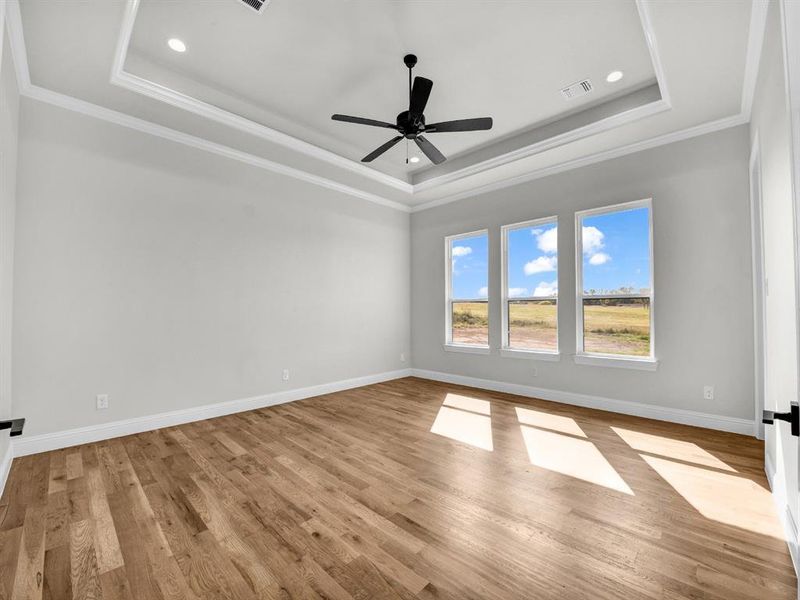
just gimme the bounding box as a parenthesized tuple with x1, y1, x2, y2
(750, 134, 767, 440)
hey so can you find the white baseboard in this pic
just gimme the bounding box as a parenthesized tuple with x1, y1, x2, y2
(11, 368, 412, 458)
(765, 451, 800, 578)
(411, 368, 755, 436)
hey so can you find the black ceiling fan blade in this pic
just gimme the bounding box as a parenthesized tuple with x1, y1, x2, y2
(362, 136, 404, 162)
(409, 77, 433, 116)
(414, 135, 446, 165)
(332, 114, 397, 129)
(425, 117, 493, 133)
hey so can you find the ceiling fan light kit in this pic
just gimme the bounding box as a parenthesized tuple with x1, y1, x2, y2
(332, 54, 494, 165)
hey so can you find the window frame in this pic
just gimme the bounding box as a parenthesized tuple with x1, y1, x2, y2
(444, 229, 490, 353)
(500, 216, 560, 360)
(574, 198, 656, 368)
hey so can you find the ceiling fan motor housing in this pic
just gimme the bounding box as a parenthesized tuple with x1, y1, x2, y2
(396, 110, 425, 137)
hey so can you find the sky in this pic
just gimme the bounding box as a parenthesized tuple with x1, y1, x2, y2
(450, 206, 650, 299)
(450, 233, 488, 299)
(580, 206, 650, 294)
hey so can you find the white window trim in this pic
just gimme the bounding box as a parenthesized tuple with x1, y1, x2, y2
(443, 343, 491, 355)
(574, 198, 656, 368)
(444, 229, 489, 350)
(499, 348, 560, 361)
(500, 216, 560, 359)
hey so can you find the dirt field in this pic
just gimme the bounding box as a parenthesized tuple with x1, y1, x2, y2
(452, 301, 650, 355)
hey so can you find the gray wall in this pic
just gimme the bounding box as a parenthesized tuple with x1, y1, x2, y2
(12, 99, 410, 437)
(1, 28, 20, 464)
(750, 1, 797, 525)
(411, 125, 754, 420)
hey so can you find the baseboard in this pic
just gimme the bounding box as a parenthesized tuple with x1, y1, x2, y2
(411, 368, 755, 436)
(765, 451, 800, 579)
(11, 368, 412, 458)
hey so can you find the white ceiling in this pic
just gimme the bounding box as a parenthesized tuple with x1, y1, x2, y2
(13, 0, 755, 209)
(126, 0, 656, 175)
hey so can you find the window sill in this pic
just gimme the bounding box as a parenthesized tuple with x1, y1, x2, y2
(443, 344, 491, 355)
(573, 353, 658, 371)
(500, 348, 560, 361)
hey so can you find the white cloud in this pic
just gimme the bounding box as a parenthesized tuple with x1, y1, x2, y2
(452, 246, 472, 257)
(533, 280, 558, 297)
(589, 252, 611, 265)
(582, 226, 605, 255)
(534, 227, 558, 254)
(524, 256, 557, 275)
(508, 287, 529, 298)
(478, 286, 488, 298)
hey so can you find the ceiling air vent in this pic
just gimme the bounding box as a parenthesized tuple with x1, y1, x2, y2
(239, 0, 268, 12)
(560, 79, 593, 101)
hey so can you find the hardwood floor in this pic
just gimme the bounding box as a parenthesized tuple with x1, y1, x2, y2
(0, 377, 795, 599)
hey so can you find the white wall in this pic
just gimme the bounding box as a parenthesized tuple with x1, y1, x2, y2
(411, 125, 754, 421)
(12, 99, 410, 437)
(750, 0, 799, 531)
(0, 19, 20, 476)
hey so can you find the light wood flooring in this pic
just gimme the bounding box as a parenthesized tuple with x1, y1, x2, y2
(0, 377, 795, 599)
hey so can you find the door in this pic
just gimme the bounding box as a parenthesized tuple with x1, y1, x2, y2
(758, 0, 800, 579)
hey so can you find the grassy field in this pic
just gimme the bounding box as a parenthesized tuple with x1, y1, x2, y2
(452, 300, 650, 355)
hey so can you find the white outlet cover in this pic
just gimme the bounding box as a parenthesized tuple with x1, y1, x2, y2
(96, 394, 109, 409)
(703, 386, 714, 400)
(282, 369, 290, 381)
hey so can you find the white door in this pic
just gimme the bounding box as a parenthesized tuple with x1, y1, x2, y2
(759, 0, 800, 578)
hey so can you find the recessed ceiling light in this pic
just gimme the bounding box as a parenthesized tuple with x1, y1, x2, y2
(167, 38, 186, 53)
(409, 156, 420, 164)
(606, 70, 624, 83)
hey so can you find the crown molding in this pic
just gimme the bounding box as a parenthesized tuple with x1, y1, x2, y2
(742, 0, 770, 119)
(412, 97, 670, 193)
(28, 84, 412, 213)
(635, 0, 671, 107)
(4, 0, 410, 213)
(409, 113, 748, 213)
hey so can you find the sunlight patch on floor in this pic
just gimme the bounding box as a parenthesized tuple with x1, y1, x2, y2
(612, 427, 735, 471)
(515, 407, 587, 437)
(443, 393, 491, 415)
(641, 454, 783, 539)
(431, 395, 493, 451)
(520, 425, 633, 495)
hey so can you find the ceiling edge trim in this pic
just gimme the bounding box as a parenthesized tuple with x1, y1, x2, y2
(413, 97, 670, 193)
(4, 0, 410, 213)
(741, 0, 770, 119)
(409, 113, 748, 213)
(635, 0, 671, 106)
(110, 0, 414, 195)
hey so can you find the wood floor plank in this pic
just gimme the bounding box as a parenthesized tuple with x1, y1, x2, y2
(42, 544, 72, 600)
(2, 377, 796, 599)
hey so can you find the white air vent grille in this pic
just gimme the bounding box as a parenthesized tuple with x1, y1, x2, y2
(560, 79, 593, 100)
(239, 0, 267, 12)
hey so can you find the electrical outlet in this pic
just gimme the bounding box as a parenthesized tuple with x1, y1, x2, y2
(531, 366, 538, 377)
(96, 394, 109, 410)
(282, 369, 290, 382)
(400, 352, 406, 363)
(703, 386, 714, 401)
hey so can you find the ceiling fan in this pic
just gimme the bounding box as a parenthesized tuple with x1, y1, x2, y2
(331, 54, 493, 165)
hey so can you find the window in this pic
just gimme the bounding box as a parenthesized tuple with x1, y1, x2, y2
(445, 230, 489, 349)
(576, 199, 654, 361)
(501, 217, 558, 355)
